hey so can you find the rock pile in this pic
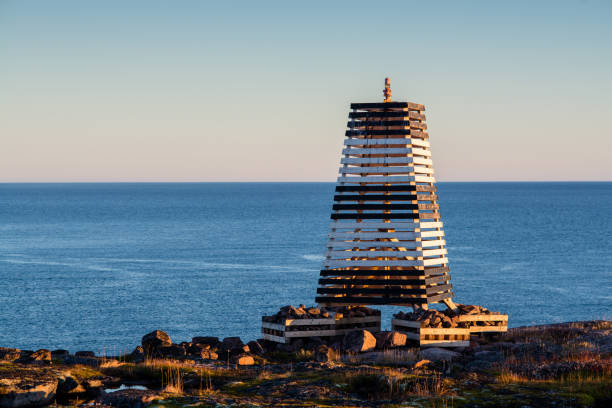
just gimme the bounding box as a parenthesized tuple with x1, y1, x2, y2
(139, 331, 257, 366)
(262, 305, 380, 323)
(394, 304, 501, 328)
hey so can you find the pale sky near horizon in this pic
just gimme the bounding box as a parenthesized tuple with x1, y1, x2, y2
(1, 0, 611, 182)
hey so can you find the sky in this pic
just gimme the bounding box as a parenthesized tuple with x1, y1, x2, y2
(1, 0, 611, 182)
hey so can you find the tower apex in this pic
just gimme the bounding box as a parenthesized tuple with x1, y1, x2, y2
(383, 77, 392, 102)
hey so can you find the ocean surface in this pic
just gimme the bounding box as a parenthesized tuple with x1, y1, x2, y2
(1, 182, 611, 353)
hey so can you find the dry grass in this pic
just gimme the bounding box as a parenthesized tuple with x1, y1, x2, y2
(342, 348, 419, 366)
(336, 367, 452, 400)
(160, 366, 184, 394)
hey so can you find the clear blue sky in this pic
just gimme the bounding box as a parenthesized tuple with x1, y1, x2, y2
(1, 0, 611, 181)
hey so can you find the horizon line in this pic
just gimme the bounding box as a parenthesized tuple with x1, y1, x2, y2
(1, 180, 611, 184)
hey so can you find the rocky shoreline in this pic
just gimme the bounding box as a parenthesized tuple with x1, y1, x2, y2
(1, 320, 610, 408)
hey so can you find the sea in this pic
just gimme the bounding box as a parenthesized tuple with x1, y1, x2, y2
(1, 182, 610, 353)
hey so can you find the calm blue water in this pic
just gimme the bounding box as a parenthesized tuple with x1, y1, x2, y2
(1, 182, 611, 352)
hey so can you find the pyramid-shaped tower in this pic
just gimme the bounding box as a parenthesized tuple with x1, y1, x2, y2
(316, 79, 455, 310)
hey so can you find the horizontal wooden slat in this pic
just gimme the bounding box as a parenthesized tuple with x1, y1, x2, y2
(331, 213, 420, 220)
(327, 242, 420, 250)
(285, 329, 337, 338)
(319, 266, 449, 276)
(330, 220, 442, 229)
(326, 248, 447, 258)
(327, 250, 421, 258)
(423, 257, 448, 266)
(327, 238, 446, 247)
(329, 231, 418, 239)
(333, 203, 419, 211)
(315, 296, 428, 305)
(421, 340, 470, 348)
(325, 260, 424, 267)
(340, 166, 434, 175)
(342, 147, 414, 155)
(337, 175, 435, 183)
(348, 120, 427, 130)
(349, 111, 426, 120)
(350, 102, 425, 110)
(469, 326, 508, 333)
(426, 284, 453, 295)
(347, 120, 412, 127)
(333, 203, 438, 211)
(318, 278, 425, 286)
(458, 314, 508, 322)
(334, 194, 418, 201)
(342, 148, 432, 157)
(335, 185, 436, 192)
(341, 157, 432, 165)
(344, 138, 431, 148)
(261, 333, 287, 344)
(346, 129, 410, 137)
(317, 287, 426, 295)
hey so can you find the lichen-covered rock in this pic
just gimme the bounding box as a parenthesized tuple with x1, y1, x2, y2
(0, 368, 59, 408)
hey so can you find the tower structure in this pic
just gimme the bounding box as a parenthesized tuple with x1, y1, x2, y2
(316, 79, 456, 311)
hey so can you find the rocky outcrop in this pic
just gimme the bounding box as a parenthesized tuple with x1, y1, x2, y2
(0, 368, 59, 408)
(100, 388, 161, 408)
(141, 330, 172, 355)
(17, 349, 51, 365)
(420, 347, 461, 361)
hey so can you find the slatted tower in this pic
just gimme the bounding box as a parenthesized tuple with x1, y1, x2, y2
(316, 78, 456, 311)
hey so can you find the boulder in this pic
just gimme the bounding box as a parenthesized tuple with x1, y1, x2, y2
(342, 330, 376, 353)
(201, 350, 218, 360)
(141, 330, 172, 354)
(51, 350, 70, 360)
(231, 354, 255, 366)
(0, 347, 21, 362)
(187, 343, 209, 356)
(192, 336, 219, 347)
(375, 331, 407, 349)
(159, 344, 186, 358)
(57, 375, 85, 395)
(219, 337, 244, 352)
(306, 307, 321, 317)
(75, 351, 95, 358)
(18, 349, 51, 364)
(420, 347, 461, 362)
(247, 341, 265, 356)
